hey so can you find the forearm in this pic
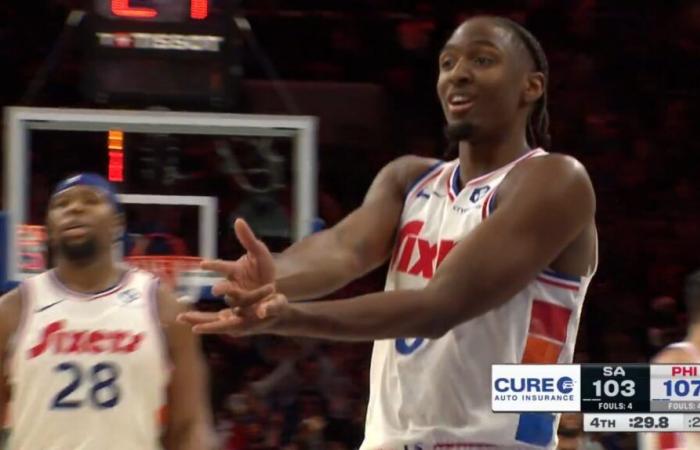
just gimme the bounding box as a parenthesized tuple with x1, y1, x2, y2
(274, 230, 367, 301)
(275, 288, 451, 341)
(164, 420, 218, 450)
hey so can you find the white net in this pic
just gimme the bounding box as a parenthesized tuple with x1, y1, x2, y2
(124, 256, 221, 303)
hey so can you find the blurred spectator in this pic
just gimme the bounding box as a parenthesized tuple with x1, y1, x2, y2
(647, 295, 685, 353)
(558, 413, 605, 450)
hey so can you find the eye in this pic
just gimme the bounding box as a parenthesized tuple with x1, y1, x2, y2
(473, 55, 495, 67)
(84, 194, 101, 206)
(53, 198, 69, 209)
(440, 55, 456, 71)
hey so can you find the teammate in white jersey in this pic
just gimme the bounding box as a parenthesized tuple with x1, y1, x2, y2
(180, 16, 598, 449)
(641, 270, 700, 450)
(0, 173, 215, 450)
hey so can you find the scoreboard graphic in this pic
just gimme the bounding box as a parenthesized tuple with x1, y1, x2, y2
(492, 364, 700, 432)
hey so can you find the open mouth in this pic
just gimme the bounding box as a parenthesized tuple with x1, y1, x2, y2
(447, 93, 474, 114)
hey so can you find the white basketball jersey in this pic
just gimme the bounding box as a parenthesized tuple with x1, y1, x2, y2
(8, 268, 170, 450)
(362, 149, 595, 450)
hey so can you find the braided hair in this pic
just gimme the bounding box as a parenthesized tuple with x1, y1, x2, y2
(494, 17, 551, 150)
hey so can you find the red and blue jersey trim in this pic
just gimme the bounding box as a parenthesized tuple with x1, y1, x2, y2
(448, 148, 544, 202)
(536, 269, 581, 291)
(447, 162, 461, 201)
(481, 189, 498, 219)
(405, 161, 444, 195)
(405, 162, 446, 203)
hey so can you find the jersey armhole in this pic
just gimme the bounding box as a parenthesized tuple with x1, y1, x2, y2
(404, 161, 444, 198)
(481, 189, 498, 219)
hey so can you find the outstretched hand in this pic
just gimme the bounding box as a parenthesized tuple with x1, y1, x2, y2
(177, 285, 289, 336)
(178, 218, 287, 336)
(201, 218, 276, 307)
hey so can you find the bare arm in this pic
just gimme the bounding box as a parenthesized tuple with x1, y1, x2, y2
(205, 156, 437, 302)
(275, 155, 436, 299)
(158, 284, 217, 450)
(0, 289, 22, 425)
(182, 155, 595, 340)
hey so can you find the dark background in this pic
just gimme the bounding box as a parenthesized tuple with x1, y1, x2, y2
(1, 1, 699, 448)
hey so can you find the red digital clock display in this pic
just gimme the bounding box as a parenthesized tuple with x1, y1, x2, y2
(100, 0, 210, 21)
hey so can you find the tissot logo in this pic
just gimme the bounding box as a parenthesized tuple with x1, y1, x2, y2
(96, 32, 224, 52)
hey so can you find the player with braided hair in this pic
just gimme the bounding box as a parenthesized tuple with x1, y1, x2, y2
(181, 16, 598, 449)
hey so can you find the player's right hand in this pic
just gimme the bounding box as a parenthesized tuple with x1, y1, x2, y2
(201, 218, 276, 306)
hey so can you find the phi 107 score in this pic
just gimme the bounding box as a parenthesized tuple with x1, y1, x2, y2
(664, 380, 700, 397)
(663, 366, 700, 398)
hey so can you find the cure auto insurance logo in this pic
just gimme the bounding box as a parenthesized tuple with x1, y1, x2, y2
(492, 364, 581, 412)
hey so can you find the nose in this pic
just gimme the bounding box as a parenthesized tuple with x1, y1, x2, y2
(64, 198, 87, 215)
(446, 57, 473, 86)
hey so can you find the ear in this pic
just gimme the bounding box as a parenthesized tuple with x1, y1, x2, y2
(523, 71, 545, 106)
(45, 211, 57, 246)
(112, 212, 126, 242)
(45, 222, 56, 246)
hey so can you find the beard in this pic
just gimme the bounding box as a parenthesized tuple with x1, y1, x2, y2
(444, 121, 474, 143)
(443, 121, 474, 157)
(57, 238, 99, 264)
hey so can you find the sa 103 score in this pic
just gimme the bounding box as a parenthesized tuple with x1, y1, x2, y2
(581, 365, 650, 413)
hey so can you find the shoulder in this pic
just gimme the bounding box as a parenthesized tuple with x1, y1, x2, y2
(381, 155, 443, 192)
(653, 344, 698, 364)
(507, 153, 591, 187)
(0, 288, 23, 340)
(498, 153, 595, 213)
(0, 288, 22, 312)
(153, 282, 203, 361)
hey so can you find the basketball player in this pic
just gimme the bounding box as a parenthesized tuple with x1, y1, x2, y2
(640, 270, 700, 450)
(180, 16, 598, 449)
(0, 174, 215, 449)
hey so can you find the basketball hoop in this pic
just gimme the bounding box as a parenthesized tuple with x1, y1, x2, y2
(124, 255, 219, 303)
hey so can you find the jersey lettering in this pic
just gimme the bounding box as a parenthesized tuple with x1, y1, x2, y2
(392, 220, 457, 279)
(28, 320, 145, 358)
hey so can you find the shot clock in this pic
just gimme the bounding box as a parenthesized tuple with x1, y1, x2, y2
(94, 0, 222, 23)
(82, 0, 241, 109)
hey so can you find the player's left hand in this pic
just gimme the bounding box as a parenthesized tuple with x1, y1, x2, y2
(176, 286, 289, 336)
